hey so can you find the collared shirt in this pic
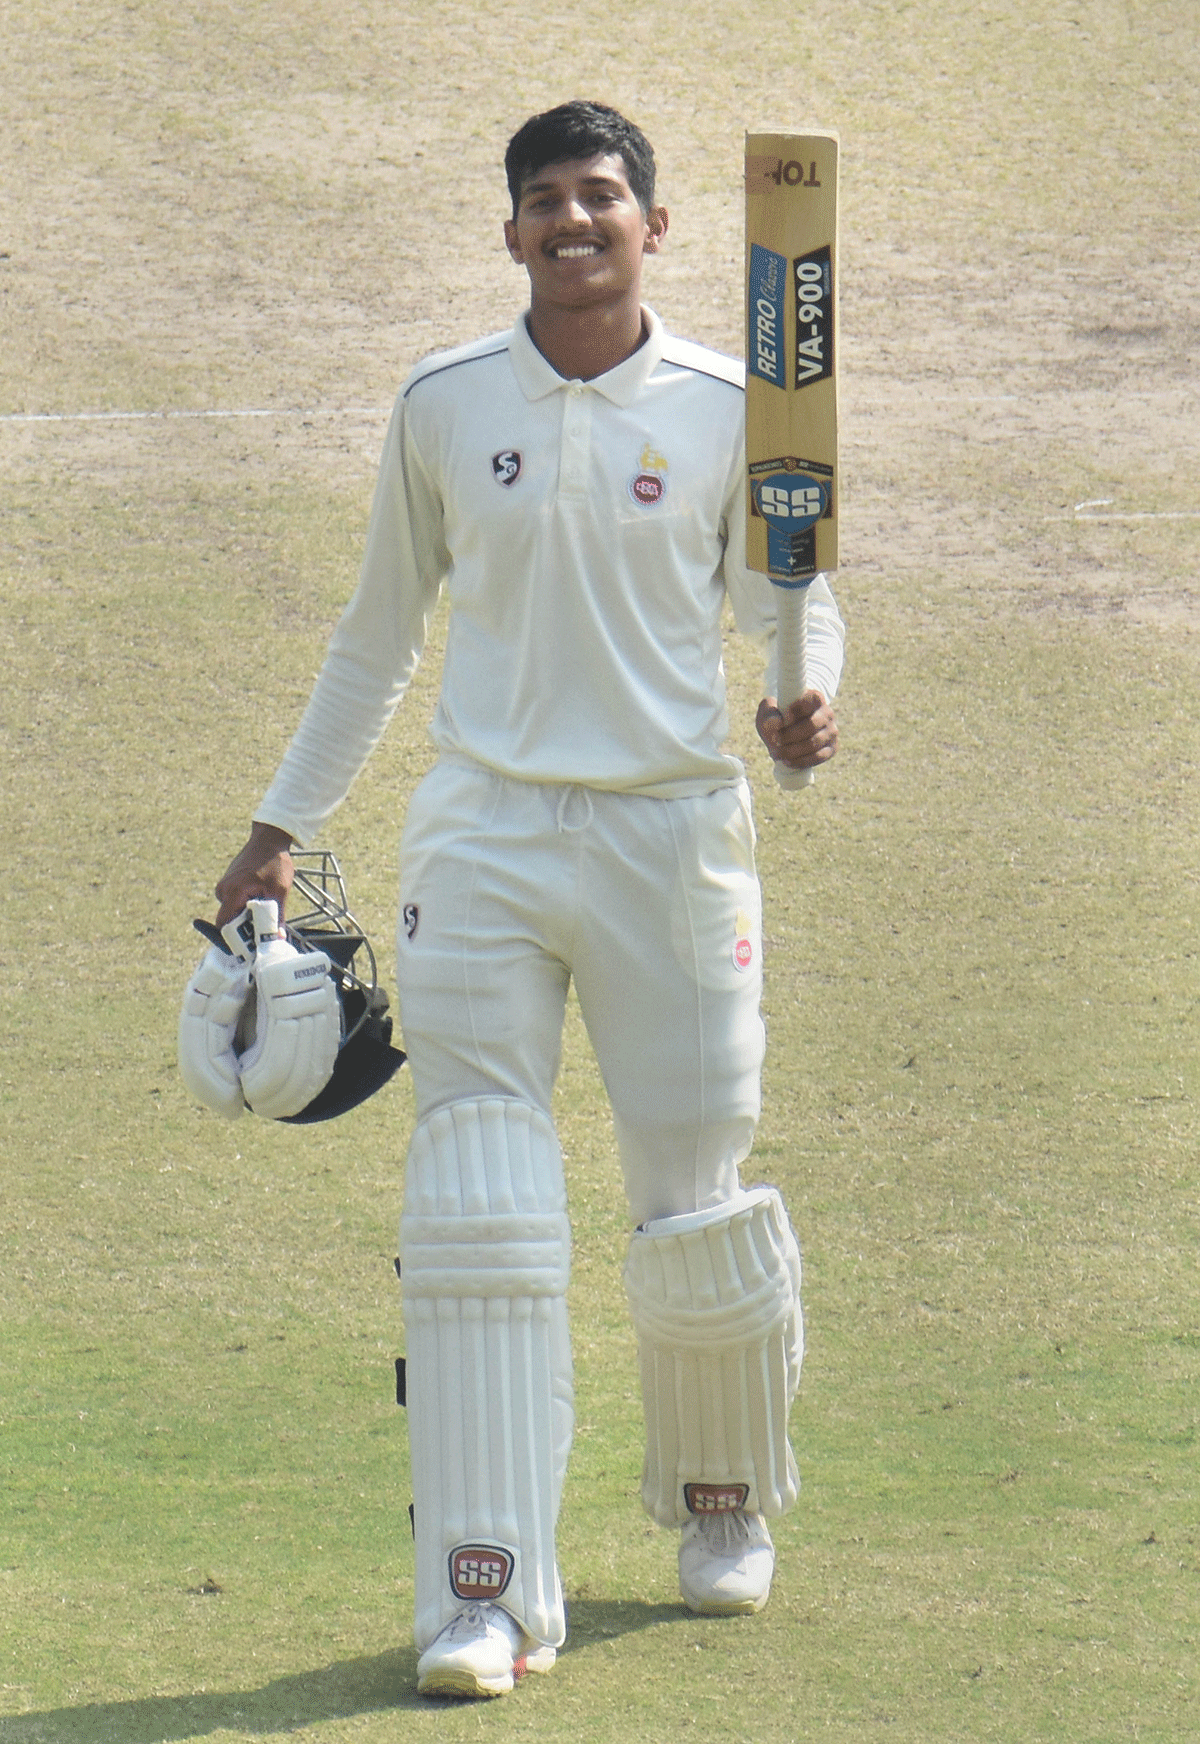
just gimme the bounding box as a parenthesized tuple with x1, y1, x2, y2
(257, 308, 845, 842)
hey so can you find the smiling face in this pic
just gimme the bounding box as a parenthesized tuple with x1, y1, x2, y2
(503, 152, 668, 316)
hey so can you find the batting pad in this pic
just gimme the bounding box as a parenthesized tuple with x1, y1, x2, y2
(177, 946, 251, 1119)
(624, 1186, 803, 1528)
(401, 1098, 572, 1652)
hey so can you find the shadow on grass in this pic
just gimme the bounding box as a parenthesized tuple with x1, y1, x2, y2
(0, 1599, 681, 1741)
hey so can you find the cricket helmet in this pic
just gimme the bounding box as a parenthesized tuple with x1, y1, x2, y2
(190, 849, 406, 1123)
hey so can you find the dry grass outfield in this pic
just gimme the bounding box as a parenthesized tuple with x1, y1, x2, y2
(2, 3, 1198, 1741)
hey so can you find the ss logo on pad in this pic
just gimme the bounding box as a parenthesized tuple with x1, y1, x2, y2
(449, 1544, 515, 1600)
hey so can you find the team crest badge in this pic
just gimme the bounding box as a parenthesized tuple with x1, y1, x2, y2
(491, 449, 522, 486)
(629, 471, 666, 507)
(629, 440, 668, 506)
(449, 1543, 516, 1601)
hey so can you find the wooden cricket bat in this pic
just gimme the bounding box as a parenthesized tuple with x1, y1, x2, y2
(744, 130, 839, 791)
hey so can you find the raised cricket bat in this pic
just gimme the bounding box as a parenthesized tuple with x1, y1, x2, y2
(744, 130, 839, 790)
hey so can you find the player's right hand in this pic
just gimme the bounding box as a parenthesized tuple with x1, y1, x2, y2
(755, 689, 839, 770)
(215, 823, 295, 927)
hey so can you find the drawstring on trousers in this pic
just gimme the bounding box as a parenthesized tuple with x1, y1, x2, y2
(555, 786, 594, 833)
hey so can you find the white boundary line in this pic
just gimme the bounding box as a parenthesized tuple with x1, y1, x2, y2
(0, 406, 391, 425)
(1044, 510, 1200, 522)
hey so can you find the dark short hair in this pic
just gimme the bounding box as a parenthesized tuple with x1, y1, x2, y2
(504, 101, 657, 217)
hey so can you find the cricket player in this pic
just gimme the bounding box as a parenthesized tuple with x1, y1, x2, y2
(213, 100, 843, 1699)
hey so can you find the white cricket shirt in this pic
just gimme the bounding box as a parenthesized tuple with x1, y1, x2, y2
(256, 307, 844, 843)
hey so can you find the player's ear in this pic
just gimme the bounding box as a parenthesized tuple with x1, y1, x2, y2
(503, 218, 524, 264)
(643, 205, 668, 254)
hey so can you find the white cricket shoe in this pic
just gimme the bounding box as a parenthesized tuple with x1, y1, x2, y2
(416, 1601, 557, 1699)
(678, 1509, 775, 1616)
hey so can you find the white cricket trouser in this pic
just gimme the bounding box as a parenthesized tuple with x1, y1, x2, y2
(396, 758, 766, 1223)
(394, 757, 772, 1648)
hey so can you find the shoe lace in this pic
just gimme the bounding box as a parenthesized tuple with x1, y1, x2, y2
(440, 1601, 497, 1642)
(694, 1509, 752, 1554)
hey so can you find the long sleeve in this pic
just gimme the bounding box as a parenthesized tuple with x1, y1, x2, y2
(254, 392, 448, 844)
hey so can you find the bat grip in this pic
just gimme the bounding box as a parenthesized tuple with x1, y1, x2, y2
(773, 584, 815, 791)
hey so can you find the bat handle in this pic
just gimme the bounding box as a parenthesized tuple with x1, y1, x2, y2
(773, 583, 815, 791)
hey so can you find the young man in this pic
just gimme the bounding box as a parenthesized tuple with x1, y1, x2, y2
(214, 101, 844, 1699)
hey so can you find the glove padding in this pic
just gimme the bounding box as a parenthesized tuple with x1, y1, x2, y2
(177, 946, 252, 1119)
(237, 935, 341, 1120)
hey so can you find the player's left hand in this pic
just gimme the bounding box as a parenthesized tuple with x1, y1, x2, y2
(756, 690, 838, 771)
